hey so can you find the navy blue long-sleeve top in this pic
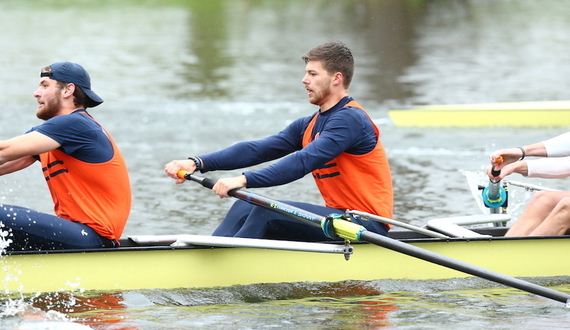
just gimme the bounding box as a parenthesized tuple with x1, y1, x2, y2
(199, 96, 378, 188)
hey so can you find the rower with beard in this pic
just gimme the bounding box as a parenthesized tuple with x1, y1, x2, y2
(0, 62, 131, 250)
(165, 42, 393, 241)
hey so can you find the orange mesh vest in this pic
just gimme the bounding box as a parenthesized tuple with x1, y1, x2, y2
(301, 100, 393, 220)
(39, 119, 131, 240)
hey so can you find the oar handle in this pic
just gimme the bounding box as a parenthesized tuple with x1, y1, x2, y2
(490, 155, 503, 180)
(178, 170, 215, 188)
(177, 170, 242, 197)
(483, 157, 506, 208)
(488, 166, 501, 198)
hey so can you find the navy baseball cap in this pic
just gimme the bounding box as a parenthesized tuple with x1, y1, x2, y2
(40, 62, 103, 108)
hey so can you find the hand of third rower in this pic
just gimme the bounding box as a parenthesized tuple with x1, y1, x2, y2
(164, 159, 196, 184)
(213, 175, 247, 198)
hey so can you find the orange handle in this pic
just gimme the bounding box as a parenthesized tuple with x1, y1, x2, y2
(491, 155, 503, 167)
(490, 156, 503, 178)
(177, 170, 189, 179)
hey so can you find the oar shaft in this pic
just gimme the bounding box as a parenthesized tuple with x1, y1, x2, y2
(182, 172, 323, 227)
(487, 166, 502, 199)
(181, 172, 367, 241)
(487, 179, 501, 201)
(360, 231, 570, 305)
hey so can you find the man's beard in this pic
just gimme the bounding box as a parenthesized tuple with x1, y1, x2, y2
(309, 84, 331, 106)
(36, 97, 62, 121)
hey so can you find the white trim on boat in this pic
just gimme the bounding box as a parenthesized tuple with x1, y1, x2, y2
(426, 214, 511, 238)
(129, 234, 353, 256)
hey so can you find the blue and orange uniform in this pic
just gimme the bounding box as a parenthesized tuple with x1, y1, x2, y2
(301, 100, 392, 220)
(0, 110, 131, 250)
(203, 96, 393, 241)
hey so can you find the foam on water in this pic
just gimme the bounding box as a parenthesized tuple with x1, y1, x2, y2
(1, 297, 91, 330)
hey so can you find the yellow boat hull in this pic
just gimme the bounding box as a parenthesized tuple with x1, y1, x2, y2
(388, 101, 570, 127)
(1, 232, 569, 295)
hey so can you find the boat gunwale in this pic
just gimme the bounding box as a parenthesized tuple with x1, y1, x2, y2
(3, 228, 569, 256)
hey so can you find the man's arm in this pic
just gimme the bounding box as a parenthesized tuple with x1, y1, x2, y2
(0, 157, 37, 175)
(245, 110, 373, 188)
(0, 131, 61, 175)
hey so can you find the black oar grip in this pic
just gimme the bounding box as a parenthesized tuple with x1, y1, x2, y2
(200, 177, 216, 189)
(184, 172, 239, 196)
(182, 172, 216, 189)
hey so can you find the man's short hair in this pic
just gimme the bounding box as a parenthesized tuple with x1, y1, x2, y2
(302, 41, 354, 88)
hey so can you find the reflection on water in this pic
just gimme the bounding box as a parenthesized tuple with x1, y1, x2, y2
(3, 278, 570, 329)
(2, 0, 569, 106)
(2, 0, 570, 328)
(399, 0, 570, 105)
(182, 1, 231, 99)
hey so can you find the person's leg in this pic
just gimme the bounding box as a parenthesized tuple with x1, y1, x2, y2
(528, 196, 570, 236)
(211, 200, 253, 237)
(505, 191, 570, 236)
(0, 204, 113, 250)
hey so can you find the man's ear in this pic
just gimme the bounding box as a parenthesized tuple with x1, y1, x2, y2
(332, 72, 344, 86)
(63, 83, 76, 98)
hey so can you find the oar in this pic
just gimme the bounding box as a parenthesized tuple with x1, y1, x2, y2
(481, 158, 507, 214)
(178, 171, 570, 306)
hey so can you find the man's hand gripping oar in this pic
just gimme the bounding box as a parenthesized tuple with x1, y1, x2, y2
(177, 170, 570, 306)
